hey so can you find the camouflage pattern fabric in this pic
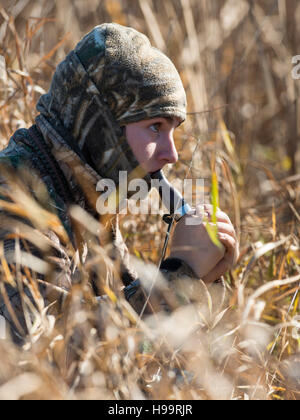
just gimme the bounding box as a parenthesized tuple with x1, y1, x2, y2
(36, 22, 186, 187)
(0, 23, 192, 342)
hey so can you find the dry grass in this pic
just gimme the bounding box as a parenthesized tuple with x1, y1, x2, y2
(0, 0, 299, 400)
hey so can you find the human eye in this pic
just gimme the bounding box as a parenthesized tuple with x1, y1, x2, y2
(149, 122, 161, 133)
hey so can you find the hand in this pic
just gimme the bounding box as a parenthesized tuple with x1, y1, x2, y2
(201, 204, 239, 283)
(169, 204, 239, 283)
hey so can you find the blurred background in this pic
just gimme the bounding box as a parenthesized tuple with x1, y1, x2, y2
(0, 0, 300, 400)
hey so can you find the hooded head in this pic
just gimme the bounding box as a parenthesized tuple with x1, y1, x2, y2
(36, 23, 187, 187)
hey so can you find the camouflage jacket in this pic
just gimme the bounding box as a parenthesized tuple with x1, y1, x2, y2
(0, 23, 222, 343)
(0, 125, 205, 343)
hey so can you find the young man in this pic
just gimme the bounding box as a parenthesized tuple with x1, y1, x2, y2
(0, 23, 238, 340)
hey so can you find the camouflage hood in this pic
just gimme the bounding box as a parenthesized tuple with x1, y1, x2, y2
(35, 23, 187, 190)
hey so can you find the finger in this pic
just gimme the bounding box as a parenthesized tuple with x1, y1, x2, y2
(197, 204, 230, 227)
(207, 222, 236, 239)
(220, 232, 239, 265)
(202, 258, 230, 284)
(203, 204, 232, 225)
(218, 233, 237, 266)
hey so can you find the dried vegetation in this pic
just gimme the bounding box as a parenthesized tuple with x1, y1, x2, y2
(0, 0, 299, 400)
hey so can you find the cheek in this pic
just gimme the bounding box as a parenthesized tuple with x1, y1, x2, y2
(131, 141, 157, 166)
(140, 141, 156, 161)
(126, 127, 157, 163)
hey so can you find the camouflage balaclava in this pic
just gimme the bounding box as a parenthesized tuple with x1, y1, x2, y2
(35, 23, 187, 194)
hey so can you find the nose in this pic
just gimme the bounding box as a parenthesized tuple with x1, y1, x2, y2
(157, 131, 178, 165)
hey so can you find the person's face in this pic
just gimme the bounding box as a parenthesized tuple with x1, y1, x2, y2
(125, 117, 181, 173)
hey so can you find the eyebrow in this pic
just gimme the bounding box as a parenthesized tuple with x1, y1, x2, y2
(149, 116, 182, 128)
(164, 117, 182, 128)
